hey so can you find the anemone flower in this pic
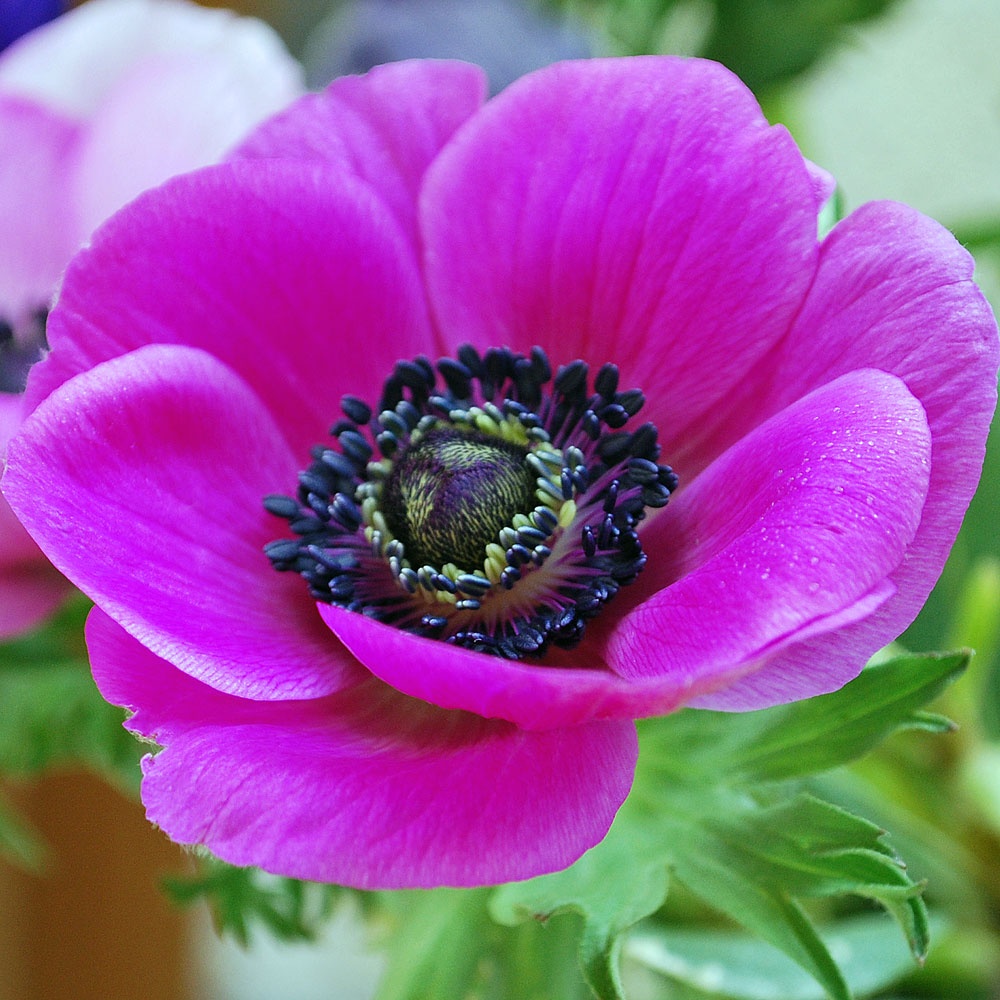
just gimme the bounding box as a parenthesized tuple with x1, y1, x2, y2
(0, 0, 302, 637)
(4, 58, 997, 888)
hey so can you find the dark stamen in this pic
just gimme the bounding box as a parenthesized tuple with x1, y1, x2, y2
(265, 344, 678, 661)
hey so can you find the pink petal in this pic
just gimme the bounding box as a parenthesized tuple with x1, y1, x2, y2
(693, 202, 999, 708)
(806, 160, 836, 212)
(235, 59, 486, 268)
(88, 608, 638, 888)
(605, 369, 932, 700)
(322, 603, 701, 730)
(26, 159, 432, 458)
(0, 482, 53, 572)
(421, 56, 821, 471)
(0, 96, 81, 314)
(4, 344, 361, 700)
(0, 0, 302, 120)
(0, 396, 70, 634)
(0, 393, 31, 564)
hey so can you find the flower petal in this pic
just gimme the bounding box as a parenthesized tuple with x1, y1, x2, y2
(235, 59, 486, 264)
(693, 202, 999, 708)
(26, 159, 432, 458)
(0, 95, 81, 315)
(1, 386, 71, 635)
(88, 607, 638, 888)
(605, 369, 932, 701)
(322, 603, 700, 729)
(806, 159, 836, 211)
(0, 393, 33, 563)
(421, 56, 821, 470)
(4, 343, 360, 700)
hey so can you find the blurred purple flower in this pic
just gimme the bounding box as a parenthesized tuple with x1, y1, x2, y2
(0, 0, 303, 637)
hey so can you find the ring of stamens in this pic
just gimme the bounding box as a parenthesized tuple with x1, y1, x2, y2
(265, 345, 678, 660)
(360, 405, 580, 609)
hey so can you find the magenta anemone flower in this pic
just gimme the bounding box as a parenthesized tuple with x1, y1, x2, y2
(3, 58, 997, 888)
(0, 0, 302, 636)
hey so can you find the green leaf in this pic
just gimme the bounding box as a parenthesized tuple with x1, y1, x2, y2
(712, 651, 967, 784)
(491, 813, 670, 999)
(163, 856, 342, 947)
(692, 795, 931, 960)
(376, 888, 592, 1000)
(0, 595, 141, 786)
(496, 652, 957, 999)
(697, 0, 904, 96)
(633, 788, 929, 999)
(543, 0, 905, 93)
(626, 912, 947, 1000)
(662, 818, 852, 1000)
(495, 783, 889, 1000)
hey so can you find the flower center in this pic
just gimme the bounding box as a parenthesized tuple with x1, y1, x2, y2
(265, 345, 678, 660)
(381, 427, 536, 570)
(0, 307, 48, 394)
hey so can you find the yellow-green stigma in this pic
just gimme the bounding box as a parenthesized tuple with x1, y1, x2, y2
(381, 427, 535, 570)
(264, 345, 678, 660)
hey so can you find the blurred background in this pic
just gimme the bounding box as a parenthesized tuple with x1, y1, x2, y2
(1, 0, 998, 997)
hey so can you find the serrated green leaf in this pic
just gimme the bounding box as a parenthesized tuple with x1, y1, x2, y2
(0, 595, 141, 786)
(491, 812, 670, 999)
(495, 786, 884, 1000)
(698, 795, 930, 961)
(631, 653, 967, 790)
(0, 654, 141, 784)
(163, 857, 341, 946)
(719, 651, 968, 784)
(495, 650, 955, 999)
(374, 889, 494, 1000)
(376, 888, 592, 1000)
(666, 830, 851, 1000)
